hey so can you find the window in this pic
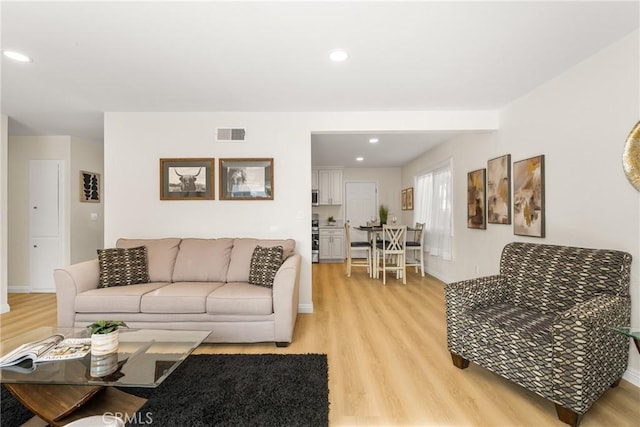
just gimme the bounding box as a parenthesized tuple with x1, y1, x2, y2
(414, 160, 453, 260)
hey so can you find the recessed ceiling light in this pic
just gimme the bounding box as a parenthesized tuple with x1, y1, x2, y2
(369, 138, 379, 143)
(2, 50, 32, 62)
(356, 157, 364, 162)
(329, 49, 349, 62)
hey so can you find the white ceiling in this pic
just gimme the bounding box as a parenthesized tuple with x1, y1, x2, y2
(2, 1, 638, 167)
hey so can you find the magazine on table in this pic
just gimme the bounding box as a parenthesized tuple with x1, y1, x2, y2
(0, 333, 91, 368)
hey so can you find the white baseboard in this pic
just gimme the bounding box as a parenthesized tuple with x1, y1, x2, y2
(425, 268, 452, 284)
(298, 303, 313, 313)
(8, 285, 30, 293)
(623, 367, 640, 388)
(0, 303, 9, 314)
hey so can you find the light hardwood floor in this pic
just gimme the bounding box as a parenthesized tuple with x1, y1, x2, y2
(2, 263, 639, 426)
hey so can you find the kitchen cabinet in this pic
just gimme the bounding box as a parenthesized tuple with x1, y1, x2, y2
(311, 170, 319, 190)
(319, 228, 345, 261)
(317, 169, 343, 205)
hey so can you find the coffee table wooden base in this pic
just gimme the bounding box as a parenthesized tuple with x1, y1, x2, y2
(5, 384, 147, 426)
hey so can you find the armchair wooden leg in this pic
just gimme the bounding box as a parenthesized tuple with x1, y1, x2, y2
(610, 378, 622, 388)
(450, 353, 469, 369)
(555, 404, 581, 427)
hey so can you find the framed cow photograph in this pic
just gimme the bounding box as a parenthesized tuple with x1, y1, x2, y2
(219, 158, 274, 200)
(160, 158, 215, 200)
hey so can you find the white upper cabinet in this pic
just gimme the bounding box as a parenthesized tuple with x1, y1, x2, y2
(316, 169, 343, 205)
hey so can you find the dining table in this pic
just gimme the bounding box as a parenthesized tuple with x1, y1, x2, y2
(355, 225, 417, 279)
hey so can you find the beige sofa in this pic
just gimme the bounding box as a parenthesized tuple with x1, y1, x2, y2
(54, 237, 301, 346)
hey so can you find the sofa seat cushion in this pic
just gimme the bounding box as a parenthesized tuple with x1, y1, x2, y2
(116, 238, 181, 283)
(206, 283, 273, 315)
(140, 282, 225, 314)
(172, 238, 233, 282)
(465, 303, 554, 395)
(468, 303, 554, 346)
(76, 282, 170, 313)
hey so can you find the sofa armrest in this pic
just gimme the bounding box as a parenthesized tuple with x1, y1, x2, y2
(445, 275, 509, 355)
(272, 254, 301, 343)
(53, 259, 100, 327)
(551, 294, 631, 413)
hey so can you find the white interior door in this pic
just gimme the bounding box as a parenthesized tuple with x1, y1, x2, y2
(30, 160, 64, 292)
(345, 181, 377, 256)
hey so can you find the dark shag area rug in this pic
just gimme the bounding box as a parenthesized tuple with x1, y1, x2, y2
(1, 353, 329, 427)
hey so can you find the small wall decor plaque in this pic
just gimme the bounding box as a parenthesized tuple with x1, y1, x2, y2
(80, 171, 100, 203)
(406, 187, 413, 211)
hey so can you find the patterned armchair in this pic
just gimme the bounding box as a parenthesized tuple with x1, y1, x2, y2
(445, 242, 632, 426)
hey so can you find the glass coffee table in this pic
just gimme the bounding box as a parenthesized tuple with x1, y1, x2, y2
(611, 327, 640, 354)
(1, 327, 211, 426)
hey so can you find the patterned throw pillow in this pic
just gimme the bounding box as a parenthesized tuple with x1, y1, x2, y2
(248, 246, 284, 288)
(97, 246, 150, 288)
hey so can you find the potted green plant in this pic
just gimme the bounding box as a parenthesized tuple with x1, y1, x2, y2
(328, 216, 336, 225)
(379, 204, 389, 225)
(87, 320, 127, 355)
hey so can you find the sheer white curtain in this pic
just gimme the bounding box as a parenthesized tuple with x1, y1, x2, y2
(414, 162, 453, 260)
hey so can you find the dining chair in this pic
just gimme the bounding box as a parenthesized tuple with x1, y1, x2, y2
(344, 222, 372, 277)
(375, 225, 407, 285)
(405, 222, 425, 277)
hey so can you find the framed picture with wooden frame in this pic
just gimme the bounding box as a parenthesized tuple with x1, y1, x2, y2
(467, 168, 486, 229)
(160, 158, 215, 200)
(80, 171, 100, 203)
(487, 154, 511, 224)
(219, 158, 274, 200)
(406, 187, 413, 210)
(513, 155, 545, 237)
(401, 189, 407, 210)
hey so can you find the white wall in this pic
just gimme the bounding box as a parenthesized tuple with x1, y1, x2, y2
(70, 137, 104, 263)
(104, 111, 498, 312)
(403, 30, 640, 383)
(8, 136, 71, 288)
(0, 115, 9, 312)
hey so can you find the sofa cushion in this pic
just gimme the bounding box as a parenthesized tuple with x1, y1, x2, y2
(206, 283, 273, 315)
(117, 238, 181, 283)
(97, 246, 150, 288)
(468, 303, 554, 347)
(76, 282, 169, 313)
(140, 282, 226, 313)
(248, 245, 283, 288)
(172, 238, 233, 282)
(227, 239, 295, 283)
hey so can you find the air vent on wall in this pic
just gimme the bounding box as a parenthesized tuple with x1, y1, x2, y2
(216, 128, 246, 142)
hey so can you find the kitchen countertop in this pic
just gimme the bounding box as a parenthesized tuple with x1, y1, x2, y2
(319, 221, 343, 229)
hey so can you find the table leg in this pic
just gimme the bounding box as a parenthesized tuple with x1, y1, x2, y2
(369, 231, 378, 279)
(5, 384, 146, 426)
